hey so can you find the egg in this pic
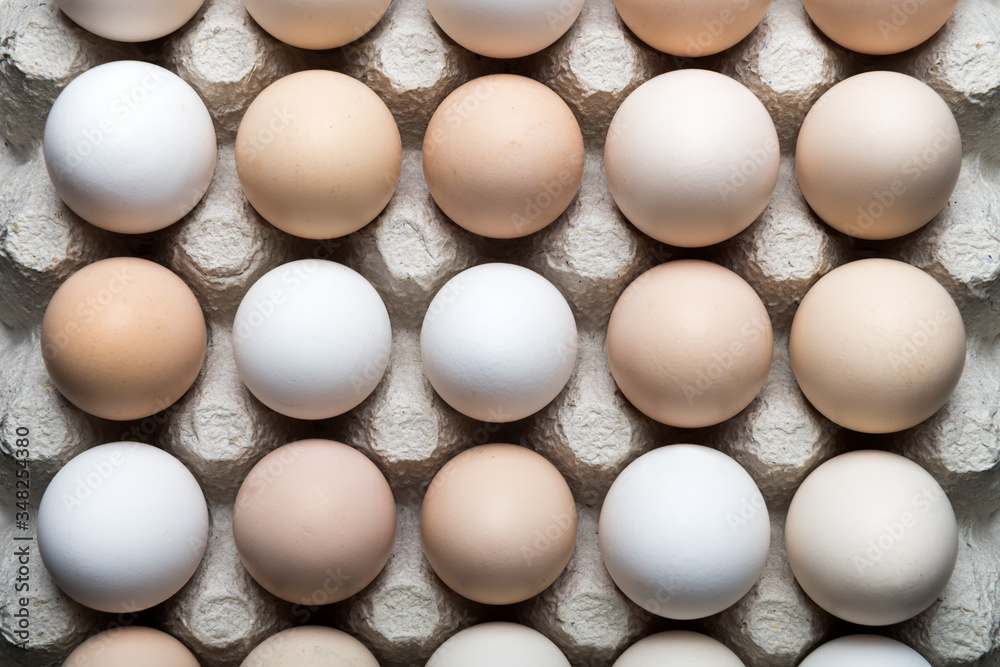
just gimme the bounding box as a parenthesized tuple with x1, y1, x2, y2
(37, 442, 209, 613)
(799, 635, 932, 666)
(420, 263, 578, 423)
(614, 0, 771, 57)
(795, 71, 962, 240)
(240, 626, 379, 667)
(235, 70, 402, 240)
(43, 61, 217, 234)
(604, 69, 779, 247)
(232, 259, 392, 420)
(64, 626, 200, 667)
(612, 631, 745, 666)
(232, 440, 396, 605)
(242, 0, 391, 49)
(599, 444, 770, 620)
(802, 0, 957, 54)
(55, 0, 205, 42)
(425, 0, 585, 59)
(607, 260, 773, 428)
(41, 257, 207, 421)
(423, 74, 584, 239)
(420, 444, 577, 605)
(426, 623, 570, 666)
(785, 450, 958, 626)
(789, 258, 966, 433)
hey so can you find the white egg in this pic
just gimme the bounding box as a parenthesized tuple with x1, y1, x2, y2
(420, 263, 578, 423)
(55, 0, 205, 42)
(799, 635, 932, 666)
(427, 623, 570, 667)
(232, 259, 392, 420)
(37, 442, 209, 613)
(599, 444, 770, 620)
(242, 0, 392, 50)
(613, 631, 745, 666)
(43, 61, 217, 234)
(425, 0, 585, 58)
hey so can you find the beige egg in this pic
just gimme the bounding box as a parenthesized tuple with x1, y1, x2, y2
(40, 257, 207, 421)
(423, 74, 584, 239)
(242, 0, 391, 50)
(420, 444, 578, 605)
(795, 71, 962, 240)
(802, 0, 957, 54)
(64, 626, 199, 667)
(241, 626, 379, 667)
(604, 69, 779, 248)
(607, 260, 773, 428)
(789, 259, 966, 433)
(614, 0, 771, 57)
(235, 70, 402, 240)
(233, 440, 397, 606)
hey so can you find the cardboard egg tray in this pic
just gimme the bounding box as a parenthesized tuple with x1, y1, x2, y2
(1, 0, 999, 664)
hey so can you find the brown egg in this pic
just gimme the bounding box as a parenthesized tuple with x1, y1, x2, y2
(423, 74, 585, 239)
(233, 439, 397, 606)
(235, 70, 402, 240)
(606, 260, 773, 428)
(614, 0, 771, 57)
(241, 626, 379, 667)
(802, 0, 957, 54)
(64, 626, 199, 667)
(40, 257, 207, 421)
(420, 444, 578, 605)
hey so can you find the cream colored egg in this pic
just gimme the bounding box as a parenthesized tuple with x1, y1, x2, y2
(423, 74, 584, 239)
(789, 258, 966, 433)
(242, 0, 391, 50)
(802, 0, 957, 54)
(796, 71, 961, 240)
(65, 627, 200, 667)
(786, 450, 959, 626)
(607, 260, 773, 428)
(241, 626, 379, 666)
(40, 257, 207, 421)
(613, 631, 745, 666)
(235, 70, 402, 240)
(55, 0, 204, 42)
(614, 0, 771, 57)
(604, 69, 779, 247)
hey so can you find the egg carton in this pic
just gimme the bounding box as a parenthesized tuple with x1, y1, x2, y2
(1, 0, 999, 665)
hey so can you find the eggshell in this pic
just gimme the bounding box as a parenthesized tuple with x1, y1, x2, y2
(420, 444, 578, 605)
(599, 444, 770, 620)
(423, 74, 584, 239)
(425, 0, 585, 58)
(795, 71, 962, 240)
(604, 69, 779, 247)
(243, 0, 391, 49)
(799, 635, 932, 666)
(420, 263, 578, 423)
(240, 626, 379, 667)
(614, 0, 771, 57)
(235, 70, 402, 239)
(43, 61, 217, 234)
(426, 623, 570, 667)
(802, 0, 957, 54)
(232, 259, 392, 420)
(37, 442, 209, 613)
(232, 440, 396, 606)
(785, 450, 958, 626)
(789, 258, 966, 433)
(41, 256, 207, 421)
(606, 260, 773, 428)
(612, 631, 745, 666)
(55, 0, 205, 42)
(64, 626, 200, 667)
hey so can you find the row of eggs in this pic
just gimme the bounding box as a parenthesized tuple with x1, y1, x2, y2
(55, 0, 958, 57)
(45, 59, 963, 246)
